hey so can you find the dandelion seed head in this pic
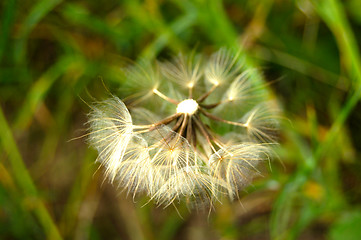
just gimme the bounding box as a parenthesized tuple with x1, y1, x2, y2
(87, 48, 280, 209)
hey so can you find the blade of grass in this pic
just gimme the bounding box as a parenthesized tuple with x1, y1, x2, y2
(194, 0, 238, 46)
(59, 149, 97, 238)
(178, 0, 274, 90)
(241, 0, 274, 48)
(270, 128, 315, 240)
(252, 46, 348, 91)
(14, 0, 63, 65)
(61, 3, 125, 50)
(32, 63, 86, 177)
(309, 0, 361, 164)
(270, 74, 361, 240)
(14, 55, 83, 130)
(271, 1, 361, 237)
(139, 11, 196, 60)
(124, 0, 187, 57)
(0, 0, 17, 62)
(0, 106, 62, 240)
(0, 161, 45, 238)
(311, 0, 361, 84)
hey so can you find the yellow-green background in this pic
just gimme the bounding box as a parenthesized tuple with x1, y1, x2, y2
(1, 0, 361, 239)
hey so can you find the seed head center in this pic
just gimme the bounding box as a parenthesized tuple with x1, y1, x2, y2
(176, 99, 198, 115)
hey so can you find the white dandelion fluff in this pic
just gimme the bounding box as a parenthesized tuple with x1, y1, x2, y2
(114, 134, 151, 196)
(87, 97, 133, 183)
(160, 53, 202, 90)
(209, 143, 271, 200)
(87, 48, 279, 208)
(205, 48, 242, 86)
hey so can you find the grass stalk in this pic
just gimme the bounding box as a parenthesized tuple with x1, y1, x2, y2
(0, 106, 62, 240)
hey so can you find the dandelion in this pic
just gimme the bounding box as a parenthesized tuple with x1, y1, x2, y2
(87, 49, 279, 208)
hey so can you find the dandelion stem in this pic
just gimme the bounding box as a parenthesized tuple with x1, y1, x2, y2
(133, 113, 182, 131)
(153, 88, 179, 105)
(199, 108, 246, 127)
(178, 114, 188, 136)
(186, 116, 195, 147)
(172, 115, 184, 132)
(199, 102, 222, 109)
(188, 85, 193, 99)
(193, 114, 229, 154)
(197, 84, 218, 103)
(193, 115, 218, 153)
(151, 113, 182, 130)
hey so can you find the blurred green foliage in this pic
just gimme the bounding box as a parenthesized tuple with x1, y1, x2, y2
(1, 0, 361, 239)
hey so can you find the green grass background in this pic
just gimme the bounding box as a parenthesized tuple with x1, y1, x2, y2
(1, 0, 361, 239)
